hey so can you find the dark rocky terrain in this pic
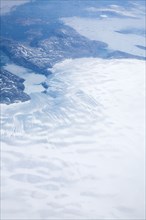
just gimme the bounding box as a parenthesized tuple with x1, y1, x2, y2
(0, 25, 109, 76)
(0, 69, 30, 104)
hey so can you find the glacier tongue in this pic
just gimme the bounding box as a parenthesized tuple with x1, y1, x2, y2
(1, 58, 145, 219)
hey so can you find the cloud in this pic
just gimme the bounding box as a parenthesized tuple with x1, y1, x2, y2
(86, 4, 145, 18)
(0, 0, 30, 15)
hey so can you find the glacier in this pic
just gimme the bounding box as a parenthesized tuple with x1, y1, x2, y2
(1, 58, 145, 219)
